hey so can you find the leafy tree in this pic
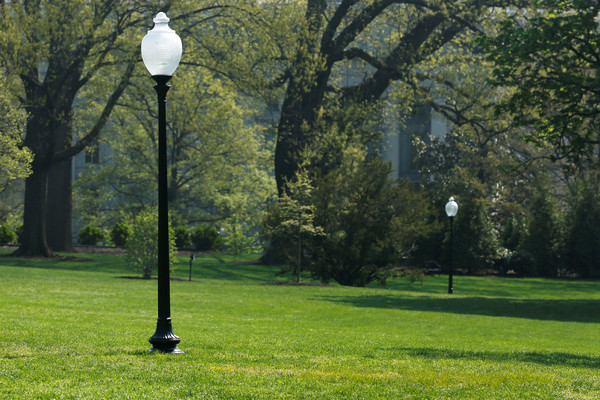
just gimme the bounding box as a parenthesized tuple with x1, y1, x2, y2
(125, 207, 176, 279)
(452, 197, 500, 275)
(262, 170, 324, 283)
(411, 22, 564, 275)
(1, 0, 276, 256)
(521, 184, 562, 277)
(0, 0, 154, 255)
(273, 0, 530, 196)
(0, 77, 32, 195)
(481, 0, 600, 172)
(265, 132, 436, 287)
(563, 179, 600, 278)
(221, 215, 262, 255)
(74, 65, 274, 232)
(501, 211, 528, 252)
(173, 226, 191, 250)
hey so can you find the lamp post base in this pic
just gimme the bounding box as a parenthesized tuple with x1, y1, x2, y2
(149, 318, 183, 354)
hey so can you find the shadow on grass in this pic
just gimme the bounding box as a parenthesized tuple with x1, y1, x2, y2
(389, 347, 600, 369)
(0, 251, 280, 283)
(320, 295, 600, 323)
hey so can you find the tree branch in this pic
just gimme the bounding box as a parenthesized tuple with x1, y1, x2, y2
(52, 60, 136, 164)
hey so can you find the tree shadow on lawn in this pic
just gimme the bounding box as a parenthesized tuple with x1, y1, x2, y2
(320, 294, 600, 323)
(387, 347, 600, 369)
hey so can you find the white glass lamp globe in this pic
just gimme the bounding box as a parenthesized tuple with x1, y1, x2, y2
(141, 12, 182, 77)
(445, 197, 458, 217)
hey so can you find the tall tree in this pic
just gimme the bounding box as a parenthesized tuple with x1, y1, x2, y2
(0, 0, 264, 256)
(0, 75, 32, 196)
(0, 0, 164, 255)
(481, 0, 600, 172)
(74, 66, 274, 229)
(273, 0, 530, 196)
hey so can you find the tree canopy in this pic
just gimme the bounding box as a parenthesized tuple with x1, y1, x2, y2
(481, 0, 600, 172)
(0, 78, 32, 195)
(273, 0, 531, 195)
(74, 65, 274, 230)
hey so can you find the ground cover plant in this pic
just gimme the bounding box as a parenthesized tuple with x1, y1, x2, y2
(0, 250, 599, 399)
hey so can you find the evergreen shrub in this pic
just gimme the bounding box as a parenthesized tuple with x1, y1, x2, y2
(191, 225, 223, 252)
(110, 222, 131, 247)
(174, 226, 191, 249)
(0, 224, 15, 244)
(78, 225, 105, 245)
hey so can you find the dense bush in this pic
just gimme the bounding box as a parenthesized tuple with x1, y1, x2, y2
(78, 225, 105, 245)
(125, 207, 176, 279)
(222, 219, 261, 255)
(563, 182, 600, 278)
(0, 224, 16, 244)
(497, 248, 536, 276)
(521, 186, 561, 277)
(452, 198, 500, 275)
(191, 225, 223, 252)
(264, 160, 435, 287)
(501, 211, 528, 252)
(110, 221, 131, 247)
(173, 226, 191, 249)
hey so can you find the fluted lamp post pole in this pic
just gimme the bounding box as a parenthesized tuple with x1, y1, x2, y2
(141, 12, 183, 354)
(445, 197, 458, 295)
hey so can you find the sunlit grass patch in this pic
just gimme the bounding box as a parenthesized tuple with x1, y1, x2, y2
(0, 251, 599, 399)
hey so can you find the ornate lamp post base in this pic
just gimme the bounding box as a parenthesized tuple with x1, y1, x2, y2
(149, 317, 183, 354)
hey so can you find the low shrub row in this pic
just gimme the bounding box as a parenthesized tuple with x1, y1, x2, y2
(77, 222, 225, 251)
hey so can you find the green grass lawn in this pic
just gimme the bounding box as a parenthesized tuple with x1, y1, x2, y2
(0, 250, 599, 399)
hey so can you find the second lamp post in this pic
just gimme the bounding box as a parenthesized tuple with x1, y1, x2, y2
(141, 12, 183, 354)
(445, 197, 458, 294)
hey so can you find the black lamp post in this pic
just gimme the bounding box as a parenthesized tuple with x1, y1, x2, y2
(141, 12, 183, 354)
(445, 196, 458, 294)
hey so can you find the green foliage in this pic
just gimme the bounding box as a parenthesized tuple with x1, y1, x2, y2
(191, 225, 223, 252)
(109, 222, 131, 247)
(74, 64, 275, 232)
(262, 170, 323, 279)
(78, 225, 105, 246)
(173, 226, 191, 250)
(503, 250, 537, 277)
(453, 198, 500, 275)
(480, 1, 600, 171)
(125, 207, 176, 279)
(521, 185, 562, 277)
(221, 216, 262, 255)
(0, 76, 32, 193)
(273, 0, 517, 194)
(0, 224, 16, 244)
(501, 211, 528, 252)
(14, 223, 23, 245)
(563, 180, 600, 278)
(266, 155, 435, 287)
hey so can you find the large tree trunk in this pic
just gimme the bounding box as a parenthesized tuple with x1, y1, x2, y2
(45, 105, 75, 252)
(14, 167, 53, 257)
(16, 80, 75, 257)
(46, 158, 74, 252)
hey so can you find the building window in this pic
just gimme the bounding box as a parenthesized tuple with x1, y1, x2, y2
(399, 104, 431, 180)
